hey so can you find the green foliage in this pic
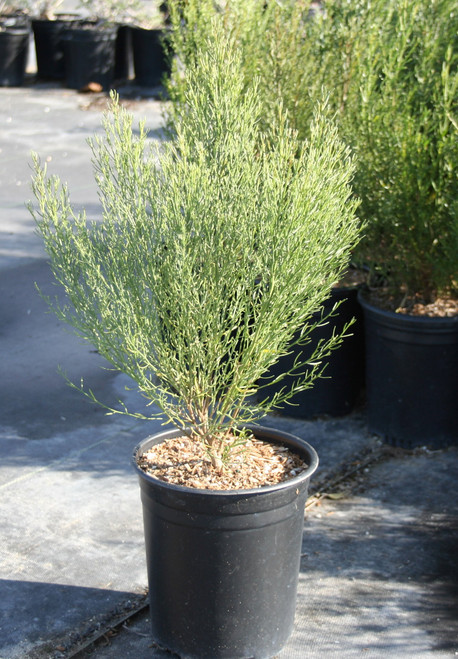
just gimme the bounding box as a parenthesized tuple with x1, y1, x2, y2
(30, 30, 360, 464)
(167, 0, 457, 306)
(165, 0, 369, 139)
(341, 0, 458, 302)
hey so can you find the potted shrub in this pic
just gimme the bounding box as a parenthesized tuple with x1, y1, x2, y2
(342, 0, 458, 448)
(29, 30, 361, 658)
(0, 1, 31, 86)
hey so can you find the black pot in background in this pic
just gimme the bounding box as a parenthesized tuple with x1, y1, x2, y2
(359, 290, 458, 448)
(131, 26, 169, 87)
(261, 285, 365, 418)
(62, 24, 117, 90)
(32, 14, 81, 80)
(114, 24, 133, 82)
(0, 25, 30, 87)
(133, 425, 319, 659)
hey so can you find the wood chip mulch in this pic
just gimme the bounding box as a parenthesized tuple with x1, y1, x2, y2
(137, 434, 308, 491)
(364, 289, 458, 317)
(395, 296, 458, 318)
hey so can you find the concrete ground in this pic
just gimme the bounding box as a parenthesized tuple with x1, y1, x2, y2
(0, 75, 457, 659)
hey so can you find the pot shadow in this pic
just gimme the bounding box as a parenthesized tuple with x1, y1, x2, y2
(0, 579, 147, 657)
(300, 469, 458, 653)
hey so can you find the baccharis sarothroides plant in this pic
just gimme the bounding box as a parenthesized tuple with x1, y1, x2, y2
(30, 28, 360, 470)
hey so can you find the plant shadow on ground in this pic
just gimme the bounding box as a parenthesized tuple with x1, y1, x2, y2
(0, 259, 153, 441)
(299, 450, 458, 654)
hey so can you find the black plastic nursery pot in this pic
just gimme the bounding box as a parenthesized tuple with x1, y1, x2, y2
(62, 25, 117, 90)
(359, 291, 458, 448)
(113, 24, 133, 82)
(131, 27, 169, 87)
(133, 425, 319, 659)
(0, 27, 30, 87)
(32, 15, 81, 80)
(262, 285, 365, 418)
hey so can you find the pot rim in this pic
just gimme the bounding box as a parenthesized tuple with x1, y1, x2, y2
(358, 288, 458, 328)
(0, 26, 30, 35)
(132, 424, 319, 497)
